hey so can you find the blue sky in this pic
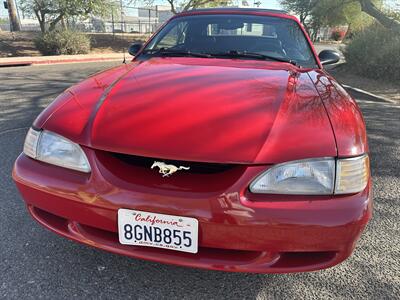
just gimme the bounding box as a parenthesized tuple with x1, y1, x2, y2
(259, 0, 281, 9)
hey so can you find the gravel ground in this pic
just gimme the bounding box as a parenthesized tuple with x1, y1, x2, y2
(0, 61, 399, 299)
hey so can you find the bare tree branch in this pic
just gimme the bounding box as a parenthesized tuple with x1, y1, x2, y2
(167, 0, 177, 14)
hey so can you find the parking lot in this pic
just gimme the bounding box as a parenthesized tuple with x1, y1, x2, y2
(0, 61, 399, 299)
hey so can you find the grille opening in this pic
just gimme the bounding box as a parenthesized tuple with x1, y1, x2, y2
(112, 152, 236, 174)
(271, 251, 337, 268)
(95, 150, 246, 192)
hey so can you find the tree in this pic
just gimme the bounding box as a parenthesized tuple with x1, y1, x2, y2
(359, 0, 400, 32)
(312, 0, 373, 39)
(280, 0, 400, 36)
(19, 0, 118, 33)
(6, 0, 21, 31)
(280, 0, 316, 29)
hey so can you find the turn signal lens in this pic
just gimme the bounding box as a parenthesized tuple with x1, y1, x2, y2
(23, 128, 40, 158)
(335, 155, 369, 194)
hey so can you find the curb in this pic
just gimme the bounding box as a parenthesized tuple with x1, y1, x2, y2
(0, 55, 123, 67)
(326, 63, 397, 104)
(342, 84, 397, 104)
(0, 61, 33, 67)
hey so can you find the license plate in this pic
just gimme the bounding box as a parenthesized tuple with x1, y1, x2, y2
(118, 209, 198, 254)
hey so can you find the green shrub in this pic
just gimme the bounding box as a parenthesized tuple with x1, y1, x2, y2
(344, 24, 400, 81)
(34, 30, 91, 55)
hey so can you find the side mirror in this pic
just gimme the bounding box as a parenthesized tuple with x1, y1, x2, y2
(128, 43, 143, 56)
(318, 50, 341, 66)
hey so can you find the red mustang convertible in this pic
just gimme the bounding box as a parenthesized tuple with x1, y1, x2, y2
(13, 8, 371, 273)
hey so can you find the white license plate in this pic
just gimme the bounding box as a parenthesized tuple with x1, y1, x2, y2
(118, 209, 198, 254)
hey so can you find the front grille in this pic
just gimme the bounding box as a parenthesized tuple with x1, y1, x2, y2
(112, 152, 235, 174)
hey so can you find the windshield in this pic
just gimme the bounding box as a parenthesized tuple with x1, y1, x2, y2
(143, 14, 318, 68)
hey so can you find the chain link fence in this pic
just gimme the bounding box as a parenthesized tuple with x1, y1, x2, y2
(0, 5, 173, 34)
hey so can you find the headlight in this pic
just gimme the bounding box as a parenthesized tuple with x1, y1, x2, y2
(250, 155, 369, 195)
(23, 128, 91, 173)
(250, 158, 335, 195)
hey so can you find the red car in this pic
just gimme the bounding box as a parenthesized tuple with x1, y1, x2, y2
(13, 8, 371, 273)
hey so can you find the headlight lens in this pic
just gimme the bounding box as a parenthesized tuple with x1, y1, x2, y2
(23, 128, 91, 173)
(250, 159, 335, 195)
(250, 155, 369, 195)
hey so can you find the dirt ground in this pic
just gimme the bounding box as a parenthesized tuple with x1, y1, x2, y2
(0, 31, 149, 57)
(0, 31, 40, 57)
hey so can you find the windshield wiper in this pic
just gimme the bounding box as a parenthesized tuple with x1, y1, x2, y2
(142, 48, 211, 58)
(206, 50, 299, 66)
(141, 48, 299, 66)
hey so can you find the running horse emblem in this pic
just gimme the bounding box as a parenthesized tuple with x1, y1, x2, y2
(151, 161, 190, 177)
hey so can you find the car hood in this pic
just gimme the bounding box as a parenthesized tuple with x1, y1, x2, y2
(36, 57, 337, 164)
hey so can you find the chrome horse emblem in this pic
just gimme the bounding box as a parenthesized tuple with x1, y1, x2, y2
(151, 161, 190, 177)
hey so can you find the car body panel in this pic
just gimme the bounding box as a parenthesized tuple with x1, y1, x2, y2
(33, 63, 137, 130)
(35, 57, 337, 164)
(308, 70, 368, 157)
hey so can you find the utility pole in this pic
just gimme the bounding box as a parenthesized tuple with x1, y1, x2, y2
(111, 9, 115, 37)
(155, 6, 158, 29)
(6, 0, 21, 31)
(119, 0, 124, 32)
(148, 8, 151, 33)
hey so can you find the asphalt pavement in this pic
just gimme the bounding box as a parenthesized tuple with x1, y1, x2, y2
(0, 61, 399, 299)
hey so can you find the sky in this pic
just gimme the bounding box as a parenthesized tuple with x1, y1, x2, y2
(1, 0, 399, 20)
(0, 0, 282, 18)
(259, 0, 281, 9)
(149, 0, 282, 9)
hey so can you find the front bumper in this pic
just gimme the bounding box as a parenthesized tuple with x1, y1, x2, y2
(13, 151, 372, 273)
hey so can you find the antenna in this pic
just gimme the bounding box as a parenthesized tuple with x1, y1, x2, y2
(122, 39, 127, 64)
